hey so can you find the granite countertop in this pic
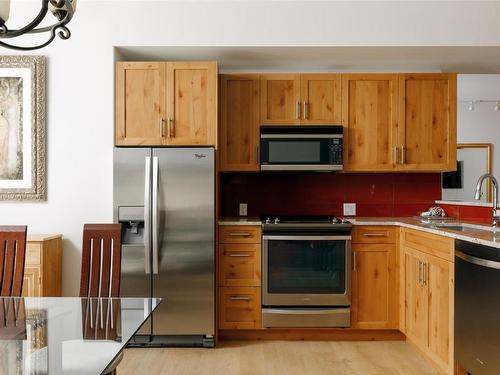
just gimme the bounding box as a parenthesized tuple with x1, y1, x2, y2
(218, 216, 500, 249)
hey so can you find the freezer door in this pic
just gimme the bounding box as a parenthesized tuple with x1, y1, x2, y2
(152, 148, 215, 336)
(113, 147, 152, 336)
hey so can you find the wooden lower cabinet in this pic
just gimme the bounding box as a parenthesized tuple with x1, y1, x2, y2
(22, 235, 62, 297)
(351, 226, 398, 329)
(219, 286, 261, 330)
(402, 228, 454, 375)
(218, 243, 261, 287)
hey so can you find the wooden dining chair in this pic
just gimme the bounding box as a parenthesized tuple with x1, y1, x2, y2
(79, 224, 122, 298)
(0, 226, 27, 297)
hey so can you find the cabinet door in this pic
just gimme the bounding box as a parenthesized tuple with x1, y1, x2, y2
(115, 62, 166, 146)
(260, 74, 301, 125)
(300, 74, 342, 125)
(22, 266, 41, 297)
(342, 74, 399, 171)
(219, 75, 260, 171)
(398, 73, 457, 171)
(218, 243, 261, 287)
(351, 244, 397, 329)
(404, 247, 428, 349)
(426, 254, 454, 374)
(166, 61, 217, 146)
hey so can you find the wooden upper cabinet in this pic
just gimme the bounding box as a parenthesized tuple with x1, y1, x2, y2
(166, 61, 217, 146)
(300, 74, 342, 124)
(342, 74, 399, 171)
(398, 73, 457, 171)
(219, 74, 260, 171)
(115, 62, 166, 146)
(260, 74, 301, 124)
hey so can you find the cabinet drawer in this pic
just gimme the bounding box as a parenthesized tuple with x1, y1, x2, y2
(219, 226, 261, 244)
(219, 287, 261, 329)
(352, 226, 397, 244)
(25, 243, 41, 265)
(219, 244, 261, 287)
(401, 228, 454, 262)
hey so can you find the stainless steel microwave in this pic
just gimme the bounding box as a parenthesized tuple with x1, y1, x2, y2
(260, 126, 343, 171)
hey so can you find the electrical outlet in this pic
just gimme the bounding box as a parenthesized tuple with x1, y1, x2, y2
(343, 203, 356, 216)
(239, 203, 248, 216)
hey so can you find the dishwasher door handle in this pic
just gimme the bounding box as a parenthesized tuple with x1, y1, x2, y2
(456, 250, 500, 270)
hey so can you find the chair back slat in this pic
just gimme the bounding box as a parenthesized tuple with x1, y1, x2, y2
(80, 224, 122, 298)
(0, 226, 27, 297)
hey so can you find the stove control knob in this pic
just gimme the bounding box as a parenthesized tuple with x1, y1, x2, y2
(274, 217, 280, 224)
(332, 217, 341, 224)
(265, 217, 271, 224)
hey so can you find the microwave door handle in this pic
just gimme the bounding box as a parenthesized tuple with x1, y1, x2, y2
(144, 157, 151, 274)
(152, 156, 159, 275)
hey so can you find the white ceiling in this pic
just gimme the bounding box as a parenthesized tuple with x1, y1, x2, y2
(115, 46, 500, 74)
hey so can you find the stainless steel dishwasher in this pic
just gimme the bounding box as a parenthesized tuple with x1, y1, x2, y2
(455, 239, 500, 375)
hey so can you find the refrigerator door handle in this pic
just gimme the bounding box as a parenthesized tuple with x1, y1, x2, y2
(152, 156, 159, 275)
(144, 156, 151, 274)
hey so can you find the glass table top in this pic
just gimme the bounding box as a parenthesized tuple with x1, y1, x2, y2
(0, 297, 161, 375)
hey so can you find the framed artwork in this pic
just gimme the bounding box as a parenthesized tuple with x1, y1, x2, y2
(0, 56, 46, 201)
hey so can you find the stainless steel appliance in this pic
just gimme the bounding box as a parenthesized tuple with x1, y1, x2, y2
(260, 126, 343, 171)
(262, 215, 351, 328)
(455, 239, 500, 374)
(113, 147, 215, 347)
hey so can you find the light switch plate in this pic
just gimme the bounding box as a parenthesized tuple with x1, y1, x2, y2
(343, 203, 356, 216)
(239, 203, 248, 216)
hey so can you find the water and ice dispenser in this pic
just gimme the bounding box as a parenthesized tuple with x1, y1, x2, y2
(118, 206, 145, 245)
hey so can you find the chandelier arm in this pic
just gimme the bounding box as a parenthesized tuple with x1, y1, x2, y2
(0, 24, 69, 51)
(28, 3, 74, 35)
(0, 0, 50, 39)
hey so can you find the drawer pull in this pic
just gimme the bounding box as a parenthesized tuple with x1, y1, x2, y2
(229, 296, 251, 301)
(227, 253, 252, 257)
(228, 232, 252, 237)
(362, 233, 387, 237)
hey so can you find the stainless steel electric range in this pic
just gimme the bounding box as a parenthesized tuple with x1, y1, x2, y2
(261, 215, 352, 328)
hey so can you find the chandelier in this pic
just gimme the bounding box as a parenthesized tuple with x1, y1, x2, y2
(0, 0, 76, 51)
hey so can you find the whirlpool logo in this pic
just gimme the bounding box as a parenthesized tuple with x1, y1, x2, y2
(194, 154, 207, 159)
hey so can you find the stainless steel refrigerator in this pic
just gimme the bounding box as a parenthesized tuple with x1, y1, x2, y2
(113, 147, 215, 347)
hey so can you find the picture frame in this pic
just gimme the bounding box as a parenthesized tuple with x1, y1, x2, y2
(0, 55, 46, 201)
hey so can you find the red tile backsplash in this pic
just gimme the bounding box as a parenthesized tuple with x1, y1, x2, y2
(439, 203, 492, 224)
(220, 172, 442, 217)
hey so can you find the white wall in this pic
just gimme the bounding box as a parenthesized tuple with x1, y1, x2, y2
(4, 1, 500, 295)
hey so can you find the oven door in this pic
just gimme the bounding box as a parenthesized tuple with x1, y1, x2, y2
(262, 235, 351, 306)
(260, 135, 342, 171)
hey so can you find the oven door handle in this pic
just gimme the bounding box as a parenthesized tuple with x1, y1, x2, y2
(456, 250, 500, 270)
(263, 308, 350, 315)
(263, 235, 352, 241)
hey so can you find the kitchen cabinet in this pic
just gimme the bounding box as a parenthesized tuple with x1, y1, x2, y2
(351, 226, 398, 329)
(115, 62, 166, 146)
(115, 61, 217, 146)
(22, 235, 62, 297)
(342, 74, 399, 171)
(398, 73, 457, 171)
(218, 225, 262, 330)
(219, 74, 260, 171)
(260, 74, 341, 125)
(401, 228, 454, 375)
(260, 74, 301, 124)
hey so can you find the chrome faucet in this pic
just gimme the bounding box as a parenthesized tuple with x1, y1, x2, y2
(475, 173, 500, 227)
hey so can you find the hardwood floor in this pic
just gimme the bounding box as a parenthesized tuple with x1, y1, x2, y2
(118, 341, 439, 375)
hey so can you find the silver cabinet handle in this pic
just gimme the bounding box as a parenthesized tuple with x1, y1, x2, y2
(168, 117, 174, 138)
(228, 232, 252, 237)
(144, 156, 151, 274)
(255, 145, 259, 164)
(422, 262, 427, 285)
(152, 156, 159, 275)
(418, 260, 423, 285)
(303, 101, 308, 120)
(362, 233, 387, 237)
(296, 101, 301, 120)
(227, 253, 252, 258)
(159, 117, 165, 137)
(393, 146, 399, 164)
(353, 251, 357, 272)
(229, 296, 251, 301)
(401, 146, 406, 164)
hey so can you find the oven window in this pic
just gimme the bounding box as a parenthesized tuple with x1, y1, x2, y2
(268, 141, 321, 163)
(267, 240, 346, 294)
